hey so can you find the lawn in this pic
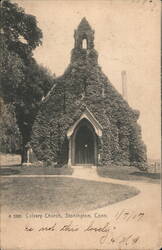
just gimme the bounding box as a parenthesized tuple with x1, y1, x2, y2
(0, 165, 160, 184)
(97, 165, 160, 183)
(1, 177, 139, 212)
(0, 154, 160, 184)
(0, 165, 73, 175)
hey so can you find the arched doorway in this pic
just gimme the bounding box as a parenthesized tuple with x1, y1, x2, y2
(74, 119, 96, 165)
(66, 108, 103, 167)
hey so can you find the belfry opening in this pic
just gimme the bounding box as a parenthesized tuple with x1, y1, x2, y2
(82, 38, 88, 49)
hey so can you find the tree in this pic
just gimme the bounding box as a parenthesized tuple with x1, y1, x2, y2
(0, 0, 42, 60)
(0, 98, 21, 154)
(14, 61, 54, 163)
(0, 0, 54, 163)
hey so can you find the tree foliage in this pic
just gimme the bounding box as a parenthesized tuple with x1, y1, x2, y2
(0, 98, 21, 153)
(0, 0, 54, 162)
(0, 0, 42, 60)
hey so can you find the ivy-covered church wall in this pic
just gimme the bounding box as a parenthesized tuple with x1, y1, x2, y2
(31, 45, 147, 168)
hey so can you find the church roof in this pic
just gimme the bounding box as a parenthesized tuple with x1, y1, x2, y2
(77, 17, 92, 31)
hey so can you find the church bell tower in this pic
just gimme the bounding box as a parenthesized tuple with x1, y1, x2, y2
(71, 17, 98, 65)
(74, 17, 95, 49)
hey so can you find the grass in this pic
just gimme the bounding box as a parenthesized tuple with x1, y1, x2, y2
(0, 165, 73, 175)
(0, 154, 160, 184)
(0, 165, 160, 184)
(97, 165, 160, 184)
(1, 177, 139, 212)
(0, 153, 160, 183)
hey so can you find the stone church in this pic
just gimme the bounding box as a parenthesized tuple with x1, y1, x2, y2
(31, 18, 147, 168)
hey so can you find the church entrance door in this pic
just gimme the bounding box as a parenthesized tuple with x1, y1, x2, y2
(75, 123, 95, 165)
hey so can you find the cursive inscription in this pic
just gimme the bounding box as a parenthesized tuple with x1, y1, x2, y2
(24, 220, 140, 246)
(60, 221, 79, 232)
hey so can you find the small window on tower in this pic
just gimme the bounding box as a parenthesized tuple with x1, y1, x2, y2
(82, 38, 87, 49)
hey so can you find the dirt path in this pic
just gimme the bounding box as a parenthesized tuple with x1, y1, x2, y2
(71, 173, 162, 249)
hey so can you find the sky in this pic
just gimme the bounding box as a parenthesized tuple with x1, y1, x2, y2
(14, 0, 161, 160)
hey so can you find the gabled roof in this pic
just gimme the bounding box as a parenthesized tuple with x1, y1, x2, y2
(67, 107, 103, 138)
